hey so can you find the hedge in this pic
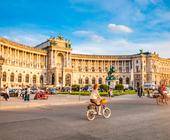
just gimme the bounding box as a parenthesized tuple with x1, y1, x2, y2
(57, 90, 136, 96)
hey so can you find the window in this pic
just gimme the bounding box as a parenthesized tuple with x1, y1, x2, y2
(136, 66, 139, 72)
(119, 67, 122, 73)
(18, 73, 22, 82)
(85, 77, 89, 84)
(92, 77, 96, 84)
(98, 78, 102, 84)
(52, 73, 55, 85)
(99, 67, 102, 72)
(136, 60, 138, 64)
(2, 72, 6, 82)
(92, 67, 95, 72)
(126, 67, 129, 73)
(25, 74, 29, 83)
(33, 75, 36, 84)
(126, 77, 130, 84)
(85, 67, 88, 72)
(10, 73, 14, 82)
(79, 78, 83, 84)
(78, 66, 82, 72)
(119, 77, 123, 84)
(40, 75, 43, 84)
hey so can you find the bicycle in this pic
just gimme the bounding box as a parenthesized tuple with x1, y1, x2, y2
(86, 98, 111, 121)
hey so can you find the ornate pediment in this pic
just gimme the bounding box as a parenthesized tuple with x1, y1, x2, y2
(48, 35, 72, 49)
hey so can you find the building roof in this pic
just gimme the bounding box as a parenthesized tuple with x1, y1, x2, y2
(0, 37, 47, 54)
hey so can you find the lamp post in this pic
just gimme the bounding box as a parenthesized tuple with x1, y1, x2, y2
(0, 56, 4, 89)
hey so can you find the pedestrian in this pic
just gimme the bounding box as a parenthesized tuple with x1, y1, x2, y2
(26, 85, 31, 101)
(137, 86, 141, 98)
(17, 85, 22, 98)
(146, 88, 150, 97)
(24, 87, 28, 101)
(3, 86, 10, 101)
(140, 86, 144, 97)
(108, 88, 113, 98)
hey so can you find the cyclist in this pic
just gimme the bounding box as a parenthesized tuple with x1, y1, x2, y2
(90, 84, 102, 115)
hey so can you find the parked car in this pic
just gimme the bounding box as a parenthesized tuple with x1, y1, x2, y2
(82, 85, 92, 92)
(48, 88, 56, 94)
(62, 86, 71, 92)
(34, 90, 48, 100)
(144, 83, 156, 90)
(30, 87, 38, 94)
(9, 89, 18, 97)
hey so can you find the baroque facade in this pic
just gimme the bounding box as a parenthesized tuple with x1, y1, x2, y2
(0, 36, 170, 88)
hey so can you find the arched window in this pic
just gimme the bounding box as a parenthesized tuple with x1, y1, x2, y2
(40, 75, 43, 84)
(10, 73, 14, 82)
(99, 67, 102, 72)
(52, 73, 55, 85)
(79, 78, 82, 84)
(65, 74, 71, 86)
(126, 77, 130, 84)
(92, 77, 96, 84)
(119, 77, 123, 84)
(98, 77, 103, 84)
(33, 75, 36, 84)
(85, 67, 88, 72)
(85, 77, 89, 85)
(2, 72, 6, 82)
(92, 67, 95, 72)
(25, 74, 29, 83)
(18, 73, 22, 83)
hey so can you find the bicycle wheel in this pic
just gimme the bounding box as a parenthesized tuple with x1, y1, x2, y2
(86, 109, 96, 121)
(103, 107, 111, 119)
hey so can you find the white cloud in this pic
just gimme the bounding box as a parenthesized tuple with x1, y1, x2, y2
(72, 38, 170, 58)
(108, 24, 133, 33)
(0, 27, 49, 46)
(73, 30, 105, 42)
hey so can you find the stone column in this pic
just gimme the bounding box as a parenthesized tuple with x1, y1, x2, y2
(66, 51, 68, 67)
(51, 50, 53, 68)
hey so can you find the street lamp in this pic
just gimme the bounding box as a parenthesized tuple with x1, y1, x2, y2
(0, 56, 4, 89)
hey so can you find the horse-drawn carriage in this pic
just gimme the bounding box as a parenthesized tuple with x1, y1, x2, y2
(153, 86, 170, 105)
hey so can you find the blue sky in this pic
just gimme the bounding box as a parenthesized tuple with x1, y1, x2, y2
(0, 0, 170, 57)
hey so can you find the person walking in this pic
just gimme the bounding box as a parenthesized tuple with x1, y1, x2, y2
(140, 86, 144, 97)
(3, 86, 10, 101)
(137, 86, 141, 98)
(26, 85, 31, 101)
(24, 87, 28, 101)
(17, 85, 22, 98)
(108, 88, 113, 98)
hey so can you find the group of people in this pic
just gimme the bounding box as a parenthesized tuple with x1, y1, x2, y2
(137, 83, 168, 98)
(0, 85, 31, 101)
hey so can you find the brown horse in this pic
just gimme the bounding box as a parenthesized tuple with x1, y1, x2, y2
(155, 93, 168, 105)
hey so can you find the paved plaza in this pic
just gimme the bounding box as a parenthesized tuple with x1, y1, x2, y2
(0, 95, 170, 140)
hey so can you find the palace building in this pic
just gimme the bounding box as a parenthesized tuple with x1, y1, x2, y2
(0, 36, 170, 88)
